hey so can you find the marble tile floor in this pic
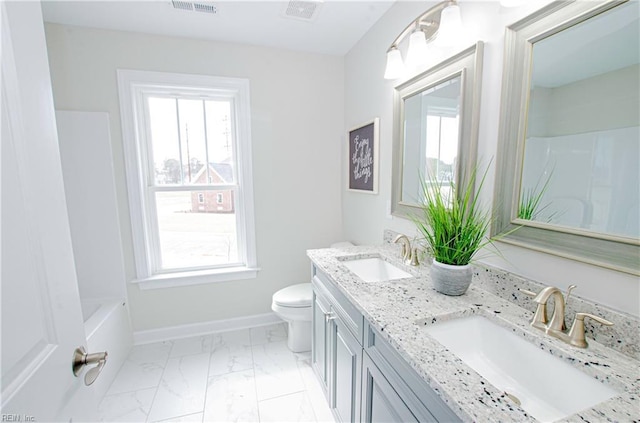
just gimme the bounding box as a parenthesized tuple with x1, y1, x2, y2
(99, 323, 335, 423)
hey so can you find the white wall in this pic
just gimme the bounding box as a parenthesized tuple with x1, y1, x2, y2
(530, 64, 640, 136)
(57, 111, 127, 303)
(45, 24, 344, 331)
(343, 1, 639, 317)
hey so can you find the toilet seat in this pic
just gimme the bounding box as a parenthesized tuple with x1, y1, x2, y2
(272, 283, 312, 308)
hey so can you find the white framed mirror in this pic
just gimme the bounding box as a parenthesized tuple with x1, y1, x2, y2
(392, 42, 484, 217)
(493, 0, 639, 275)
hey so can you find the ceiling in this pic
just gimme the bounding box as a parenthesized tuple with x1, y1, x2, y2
(41, 0, 396, 56)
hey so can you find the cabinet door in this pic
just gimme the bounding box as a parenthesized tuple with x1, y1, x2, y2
(312, 290, 330, 392)
(330, 313, 362, 423)
(362, 354, 421, 423)
(364, 324, 460, 423)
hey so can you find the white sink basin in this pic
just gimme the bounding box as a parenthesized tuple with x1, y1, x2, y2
(341, 257, 412, 282)
(424, 316, 619, 422)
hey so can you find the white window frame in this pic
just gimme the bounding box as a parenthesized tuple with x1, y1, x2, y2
(117, 69, 258, 290)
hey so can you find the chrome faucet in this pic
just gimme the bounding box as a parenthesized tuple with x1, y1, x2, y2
(393, 234, 420, 266)
(524, 284, 613, 348)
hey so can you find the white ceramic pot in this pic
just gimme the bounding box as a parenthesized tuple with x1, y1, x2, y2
(430, 259, 473, 296)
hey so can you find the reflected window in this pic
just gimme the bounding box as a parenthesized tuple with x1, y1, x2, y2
(402, 75, 461, 204)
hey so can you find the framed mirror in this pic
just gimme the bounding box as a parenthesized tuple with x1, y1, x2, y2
(392, 42, 484, 216)
(493, 0, 639, 275)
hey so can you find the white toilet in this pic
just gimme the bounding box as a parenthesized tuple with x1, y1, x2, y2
(272, 241, 354, 353)
(271, 283, 313, 353)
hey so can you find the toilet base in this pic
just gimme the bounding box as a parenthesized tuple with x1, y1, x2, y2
(286, 320, 311, 353)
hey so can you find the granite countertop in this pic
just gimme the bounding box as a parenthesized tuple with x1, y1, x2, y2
(307, 245, 640, 423)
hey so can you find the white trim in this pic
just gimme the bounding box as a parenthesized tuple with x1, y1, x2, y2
(117, 69, 258, 285)
(132, 266, 260, 290)
(133, 312, 283, 345)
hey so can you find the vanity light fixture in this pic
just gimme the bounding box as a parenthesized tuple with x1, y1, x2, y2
(384, 0, 464, 80)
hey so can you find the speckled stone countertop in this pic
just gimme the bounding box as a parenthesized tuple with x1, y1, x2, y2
(307, 245, 640, 422)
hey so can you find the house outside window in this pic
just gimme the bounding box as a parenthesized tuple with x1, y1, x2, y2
(118, 70, 258, 289)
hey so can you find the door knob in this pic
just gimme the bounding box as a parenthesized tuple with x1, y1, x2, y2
(72, 346, 108, 386)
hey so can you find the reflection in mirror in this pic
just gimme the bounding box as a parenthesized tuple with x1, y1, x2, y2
(519, 1, 639, 240)
(494, 0, 639, 274)
(392, 42, 483, 218)
(401, 75, 461, 205)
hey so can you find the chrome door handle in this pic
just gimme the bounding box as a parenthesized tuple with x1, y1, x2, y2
(72, 346, 108, 386)
(325, 312, 338, 322)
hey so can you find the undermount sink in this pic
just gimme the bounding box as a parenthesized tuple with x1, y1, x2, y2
(424, 315, 619, 422)
(341, 257, 412, 282)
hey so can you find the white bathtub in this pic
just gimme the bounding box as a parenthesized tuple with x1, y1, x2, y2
(81, 298, 133, 400)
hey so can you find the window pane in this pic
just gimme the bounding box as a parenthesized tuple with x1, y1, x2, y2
(177, 99, 207, 184)
(155, 191, 239, 270)
(205, 100, 235, 183)
(148, 97, 181, 185)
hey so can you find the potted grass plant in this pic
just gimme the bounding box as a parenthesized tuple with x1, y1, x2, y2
(411, 165, 494, 296)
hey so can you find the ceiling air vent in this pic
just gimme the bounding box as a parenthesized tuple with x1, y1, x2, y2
(283, 1, 322, 22)
(171, 0, 217, 15)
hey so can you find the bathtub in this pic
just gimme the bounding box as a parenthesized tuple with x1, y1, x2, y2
(81, 298, 133, 400)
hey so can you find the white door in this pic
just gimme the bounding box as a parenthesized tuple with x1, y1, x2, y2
(1, 2, 98, 421)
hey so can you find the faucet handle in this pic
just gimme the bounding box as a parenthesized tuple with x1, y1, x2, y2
(567, 312, 614, 348)
(519, 288, 537, 298)
(575, 312, 613, 327)
(520, 288, 547, 327)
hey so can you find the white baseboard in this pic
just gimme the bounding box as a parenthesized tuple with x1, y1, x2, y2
(133, 312, 284, 345)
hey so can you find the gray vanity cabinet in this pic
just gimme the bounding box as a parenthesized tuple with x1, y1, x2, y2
(311, 263, 460, 423)
(330, 310, 362, 422)
(312, 287, 330, 392)
(363, 323, 462, 423)
(311, 266, 363, 423)
(362, 353, 419, 422)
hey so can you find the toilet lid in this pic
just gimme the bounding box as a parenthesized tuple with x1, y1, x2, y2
(273, 283, 312, 308)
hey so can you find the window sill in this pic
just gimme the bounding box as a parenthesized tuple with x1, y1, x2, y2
(131, 266, 260, 290)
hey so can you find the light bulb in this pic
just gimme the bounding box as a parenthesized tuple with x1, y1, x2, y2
(384, 48, 404, 80)
(405, 30, 429, 71)
(436, 3, 463, 47)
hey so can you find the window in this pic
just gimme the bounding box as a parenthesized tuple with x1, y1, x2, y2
(118, 70, 257, 289)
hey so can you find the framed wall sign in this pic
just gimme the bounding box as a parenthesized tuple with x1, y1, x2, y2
(348, 118, 379, 194)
